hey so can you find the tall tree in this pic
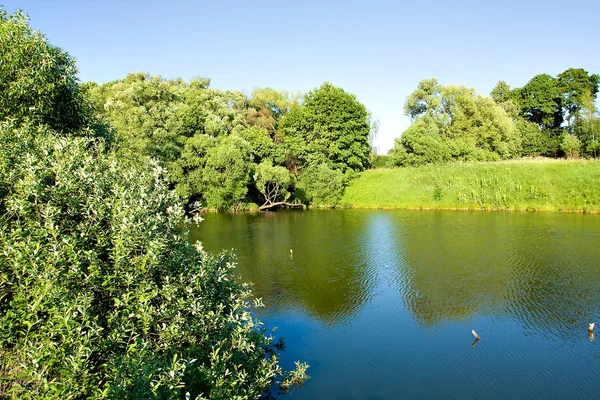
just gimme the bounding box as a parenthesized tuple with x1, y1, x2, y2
(280, 83, 371, 172)
(517, 74, 563, 130)
(491, 81, 512, 104)
(394, 79, 520, 166)
(557, 68, 600, 127)
(245, 88, 299, 137)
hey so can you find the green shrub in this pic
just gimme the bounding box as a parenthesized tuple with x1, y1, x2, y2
(370, 155, 395, 169)
(391, 118, 450, 166)
(297, 163, 345, 206)
(0, 122, 306, 398)
(517, 119, 551, 156)
(560, 133, 582, 159)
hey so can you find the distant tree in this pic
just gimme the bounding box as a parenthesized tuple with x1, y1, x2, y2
(93, 72, 185, 161)
(404, 78, 449, 132)
(557, 68, 600, 128)
(245, 87, 299, 136)
(179, 83, 247, 137)
(560, 133, 582, 159)
(0, 9, 88, 131)
(167, 133, 215, 202)
(396, 79, 519, 166)
(238, 125, 274, 163)
(392, 116, 450, 166)
(517, 119, 551, 156)
(516, 74, 563, 130)
(575, 87, 600, 157)
(280, 83, 371, 172)
(491, 81, 512, 104)
(368, 114, 380, 154)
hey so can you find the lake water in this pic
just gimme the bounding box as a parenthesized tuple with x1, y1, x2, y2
(189, 210, 600, 399)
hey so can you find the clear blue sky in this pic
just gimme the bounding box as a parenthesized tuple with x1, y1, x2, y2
(6, 0, 600, 152)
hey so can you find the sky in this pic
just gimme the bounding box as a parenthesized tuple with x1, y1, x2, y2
(5, 0, 600, 153)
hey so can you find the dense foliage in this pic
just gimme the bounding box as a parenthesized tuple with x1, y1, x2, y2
(393, 79, 520, 166)
(392, 70, 599, 166)
(87, 76, 373, 209)
(0, 10, 86, 131)
(0, 9, 307, 399)
(279, 83, 372, 172)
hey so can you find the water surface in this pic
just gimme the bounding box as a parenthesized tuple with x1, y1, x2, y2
(190, 210, 600, 399)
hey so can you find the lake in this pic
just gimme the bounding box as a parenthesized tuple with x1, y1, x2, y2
(189, 210, 600, 399)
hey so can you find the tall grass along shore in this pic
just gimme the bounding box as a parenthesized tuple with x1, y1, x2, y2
(342, 159, 600, 212)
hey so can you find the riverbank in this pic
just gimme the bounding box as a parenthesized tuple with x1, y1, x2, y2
(341, 159, 600, 212)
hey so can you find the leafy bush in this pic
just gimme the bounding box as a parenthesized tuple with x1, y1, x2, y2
(370, 155, 395, 169)
(391, 117, 450, 166)
(560, 133, 582, 159)
(297, 163, 346, 206)
(517, 119, 551, 156)
(0, 123, 306, 398)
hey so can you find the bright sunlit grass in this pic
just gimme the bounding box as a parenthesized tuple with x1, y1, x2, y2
(342, 158, 600, 212)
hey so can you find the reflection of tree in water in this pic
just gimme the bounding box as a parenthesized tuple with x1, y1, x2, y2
(397, 212, 513, 326)
(396, 211, 600, 340)
(190, 210, 375, 326)
(502, 216, 600, 340)
(191, 210, 600, 337)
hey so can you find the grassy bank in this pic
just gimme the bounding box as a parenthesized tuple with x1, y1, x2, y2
(342, 159, 600, 212)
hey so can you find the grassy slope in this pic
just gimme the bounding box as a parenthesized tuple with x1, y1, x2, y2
(342, 159, 600, 212)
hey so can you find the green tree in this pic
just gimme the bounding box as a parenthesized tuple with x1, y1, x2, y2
(516, 74, 563, 130)
(576, 88, 600, 157)
(202, 135, 254, 210)
(93, 72, 186, 161)
(0, 9, 88, 131)
(167, 133, 215, 202)
(392, 116, 450, 166)
(396, 79, 519, 166)
(557, 68, 600, 128)
(253, 160, 294, 206)
(238, 125, 274, 163)
(517, 119, 551, 156)
(179, 81, 247, 137)
(491, 81, 512, 104)
(245, 87, 299, 137)
(0, 123, 307, 398)
(0, 8, 307, 396)
(560, 133, 582, 159)
(280, 83, 371, 172)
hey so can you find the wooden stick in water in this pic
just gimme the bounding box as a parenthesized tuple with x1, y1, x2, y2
(472, 330, 481, 340)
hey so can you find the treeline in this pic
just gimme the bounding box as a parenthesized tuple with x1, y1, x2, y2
(84, 73, 375, 210)
(0, 8, 307, 398)
(392, 70, 599, 166)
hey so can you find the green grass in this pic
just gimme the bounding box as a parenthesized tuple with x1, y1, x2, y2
(342, 158, 600, 212)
